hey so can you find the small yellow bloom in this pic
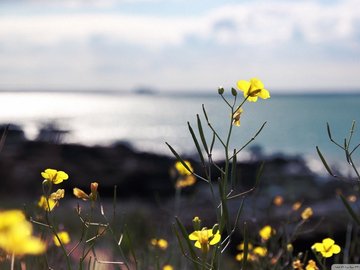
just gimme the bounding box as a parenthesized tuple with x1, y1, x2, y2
(41, 168, 69, 184)
(292, 259, 304, 270)
(50, 189, 65, 200)
(347, 195, 357, 202)
(273, 195, 284, 206)
(312, 238, 341, 258)
(0, 210, 46, 255)
(306, 259, 319, 270)
(301, 207, 313, 220)
(235, 242, 267, 262)
(259, 225, 275, 241)
(53, 231, 70, 247)
(175, 175, 196, 189)
(163, 265, 174, 270)
(73, 182, 99, 201)
(150, 238, 168, 250)
(175, 161, 193, 176)
(292, 201, 302, 211)
(232, 108, 243, 126)
(287, 243, 293, 252)
(189, 228, 221, 253)
(38, 195, 58, 212)
(237, 78, 270, 102)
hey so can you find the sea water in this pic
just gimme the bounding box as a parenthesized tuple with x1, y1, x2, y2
(0, 91, 359, 173)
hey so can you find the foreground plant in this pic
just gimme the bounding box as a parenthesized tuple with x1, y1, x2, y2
(168, 77, 270, 269)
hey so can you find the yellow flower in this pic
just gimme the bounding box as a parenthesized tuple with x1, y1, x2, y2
(150, 238, 168, 250)
(301, 207, 313, 220)
(189, 228, 221, 253)
(38, 195, 58, 211)
(0, 210, 46, 255)
(175, 175, 196, 189)
(292, 201, 302, 211)
(273, 195, 284, 206)
(175, 161, 193, 176)
(163, 265, 174, 270)
(232, 108, 243, 126)
(292, 259, 304, 270)
(235, 242, 267, 262)
(41, 168, 69, 184)
(53, 231, 70, 247)
(50, 189, 65, 200)
(306, 260, 319, 270)
(73, 182, 99, 201)
(259, 225, 275, 241)
(237, 78, 270, 102)
(311, 238, 341, 258)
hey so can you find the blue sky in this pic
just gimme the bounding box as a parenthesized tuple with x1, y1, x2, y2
(1, 0, 360, 93)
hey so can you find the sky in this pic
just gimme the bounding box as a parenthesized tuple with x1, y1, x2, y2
(1, 0, 360, 93)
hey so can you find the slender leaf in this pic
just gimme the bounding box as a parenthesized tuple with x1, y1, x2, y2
(166, 142, 193, 174)
(316, 146, 335, 177)
(197, 114, 209, 155)
(187, 122, 205, 165)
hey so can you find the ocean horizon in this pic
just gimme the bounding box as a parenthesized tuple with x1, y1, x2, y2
(1, 90, 360, 175)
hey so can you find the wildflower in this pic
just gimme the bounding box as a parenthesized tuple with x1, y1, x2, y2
(73, 182, 99, 201)
(273, 195, 284, 206)
(41, 168, 69, 184)
(163, 265, 174, 270)
(301, 207, 313, 220)
(175, 161, 193, 176)
(237, 78, 270, 102)
(292, 201, 302, 211)
(306, 260, 319, 270)
(175, 175, 196, 189)
(150, 238, 168, 250)
(232, 108, 243, 126)
(53, 231, 70, 247)
(50, 189, 65, 200)
(292, 259, 304, 270)
(0, 210, 46, 255)
(259, 225, 275, 241)
(311, 238, 341, 258)
(287, 243, 293, 252)
(189, 227, 221, 253)
(38, 195, 58, 211)
(235, 242, 267, 262)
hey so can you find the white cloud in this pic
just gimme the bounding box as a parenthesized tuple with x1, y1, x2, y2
(0, 0, 360, 91)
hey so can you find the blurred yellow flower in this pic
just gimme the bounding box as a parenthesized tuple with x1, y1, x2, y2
(292, 259, 304, 270)
(163, 265, 174, 270)
(73, 182, 99, 201)
(175, 161, 193, 176)
(237, 78, 270, 102)
(0, 210, 46, 255)
(175, 175, 196, 189)
(306, 259, 319, 270)
(50, 189, 65, 200)
(273, 195, 284, 206)
(38, 195, 58, 212)
(53, 231, 70, 247)
(189, 228, 221, 253)
(301, 207, 313, 220)
(235, 242, 267, 262)
(259, 225, 275, 241)
(150, 238, 168, 250)
(41, 168, 69, 184)
(232, 108, 243, 126)
(292, 201, 302, 211)
(311, 238, 341, 258)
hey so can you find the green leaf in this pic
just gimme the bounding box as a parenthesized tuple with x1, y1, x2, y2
(166, 142, 193, 174)
(339, 194, 360, 226)
(197, 114, 209, 155)
(187, 122, 205, 165)
(316, 146, 335, 177)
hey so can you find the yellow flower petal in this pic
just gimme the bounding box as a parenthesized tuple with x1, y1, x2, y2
(237, 80, 251, 95)
(209, 231, 221, 245)
(73, 188, 90, 201)
(53, 231, 70, 247)
(189, 231, 199, 241)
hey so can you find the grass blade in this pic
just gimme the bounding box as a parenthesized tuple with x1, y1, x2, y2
(316, 146, 335, 177)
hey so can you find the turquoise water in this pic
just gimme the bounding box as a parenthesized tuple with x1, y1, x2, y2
(0, 91, 359, 170)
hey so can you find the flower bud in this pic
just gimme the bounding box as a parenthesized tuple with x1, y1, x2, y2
(212, 223, 219, 235)
(231, 87, 238, 96)
(218, 87, 224, 95)
(192, 216, 201, 231)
